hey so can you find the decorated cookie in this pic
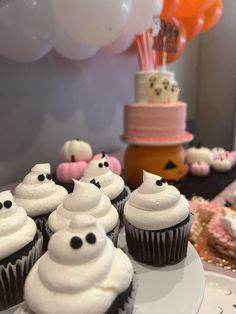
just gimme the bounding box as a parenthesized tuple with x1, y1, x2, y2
(24, 215, 135, 314)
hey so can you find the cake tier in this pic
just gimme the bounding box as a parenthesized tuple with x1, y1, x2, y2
(123, 102, 189, 143)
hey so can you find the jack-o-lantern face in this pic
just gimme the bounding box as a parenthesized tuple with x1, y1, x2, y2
(124, 145, 187, 189)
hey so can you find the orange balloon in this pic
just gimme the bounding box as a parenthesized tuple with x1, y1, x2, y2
(176, 0, 215, 17)
(161, 0, 180, 20)
(202, 0, 223, 32)
(155, 16, 187, 65)
(178, 14, 204, 40)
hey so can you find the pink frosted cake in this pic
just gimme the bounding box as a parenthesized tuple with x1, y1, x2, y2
(207, 210, 236, 259)
(122, 71, 193, 144)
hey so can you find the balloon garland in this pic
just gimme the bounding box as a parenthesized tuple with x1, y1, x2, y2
(0, 0, 223, 63)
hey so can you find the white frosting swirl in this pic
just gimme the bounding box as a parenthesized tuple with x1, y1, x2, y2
(48, 181, 119, 233)
(0, 190, 36, 260)
(124, 171, 190, 230)
(25, 215, 133, 314)
(14, 164, 68, 217)
(80, 158, 124, 200)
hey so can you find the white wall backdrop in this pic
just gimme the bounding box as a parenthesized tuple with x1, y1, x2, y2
(196, 0, 236, 149)
(0, 39, 199, 185)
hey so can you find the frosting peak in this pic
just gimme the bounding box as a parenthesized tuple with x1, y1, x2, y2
(124, 171, 190, 230)
(14, 163, 68, 217)
(80, 158, 124, 200)
(0, 190, 36, 260)
(25, 215, 133, 314)
(48, 181, 118, 233)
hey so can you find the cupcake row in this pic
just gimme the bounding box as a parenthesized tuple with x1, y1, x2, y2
(1, 157, 192, 313)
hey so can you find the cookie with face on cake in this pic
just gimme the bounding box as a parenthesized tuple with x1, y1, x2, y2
(47, 180, 120, 246)
(14, 163, 68, 249)
(80, 158, 130, 224)
(24, 215, 136, 314)
(0, 191, 43, 311)
(124, 171, 192, 267)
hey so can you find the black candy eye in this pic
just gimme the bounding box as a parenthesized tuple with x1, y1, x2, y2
(86, 233, 96, 244)
(46, 174, 52, 180)
(4, 200, 12, 209)
(70, 236, 83, 250)
(98, 163, 103, 168)
(104, 162, 109, 167)
(161, 178, 166, 184)
(0, 202, 2, 210)
(38, 174, 45, 181)
(156, 180, 163, 186)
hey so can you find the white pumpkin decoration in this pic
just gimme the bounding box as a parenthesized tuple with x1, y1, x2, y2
(211, 156, 233, 172)
(190, 161, 210, 177)
(186, 145, 213, 165)
(60, 139, 93, 162)
(212, 147, 226, 157)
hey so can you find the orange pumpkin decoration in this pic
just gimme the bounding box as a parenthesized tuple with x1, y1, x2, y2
(124, 145, 187, 189)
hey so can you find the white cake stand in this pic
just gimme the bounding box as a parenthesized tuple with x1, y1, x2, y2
(119, 231, 205, 314)
(2, 232, 205, 314)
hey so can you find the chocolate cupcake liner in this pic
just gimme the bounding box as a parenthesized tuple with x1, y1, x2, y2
(124, 216, 192, 267)
(45, 220, 121, 248)
(0, 232, 43, 311)
(14, 276, 137, 314)
(33, 215, 50, 252)
(116, 276, 138, 314)
(112, 186, 130, 227)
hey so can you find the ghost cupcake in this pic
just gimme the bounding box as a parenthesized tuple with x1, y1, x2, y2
(124, 171, 191, 267)
(80, 158, 130, 224)
(0, 191, 43, 311)
(14, 163, 67, 249)
(47, 180, 120, 246)
(24, 215, 136, 314)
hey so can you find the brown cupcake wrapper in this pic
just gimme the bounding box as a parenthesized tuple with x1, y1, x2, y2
(112, 186, 131, 227)
(0, 232, 43, 311)
(14, 276, 138, 314)
(46, 220, 121, 248)
(33, 216, 50, 252)
(124, 216, 192, 267)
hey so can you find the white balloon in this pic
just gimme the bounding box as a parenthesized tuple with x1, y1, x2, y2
(53, 0, 132, 47)
(101, 34, 134, 55)
(123, 0, 162, 35)
(0, 0, 56, 62)
(54, 30, 98, 61)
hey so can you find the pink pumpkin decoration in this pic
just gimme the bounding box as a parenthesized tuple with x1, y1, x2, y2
(56, 161, 88, 183)
(93, 152, 122, 175)
(190, 161, 210, 177)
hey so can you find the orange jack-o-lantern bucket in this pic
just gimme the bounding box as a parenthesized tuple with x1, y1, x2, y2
(124, 145, 187, 189)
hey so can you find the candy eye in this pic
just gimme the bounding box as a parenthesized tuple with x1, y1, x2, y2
(0, 202, 2, 210)
(98, 163, 103, 168)
(104, 162, 109, 167)
(38, 174, 45, 182)
(70, 236, 83, 250)
(86, 233, 96, 244)
(46, 174, 52, 180)
(161, 178, 166, 184)
(156, 180, 163, 186)
(4, 200, 12, 209)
